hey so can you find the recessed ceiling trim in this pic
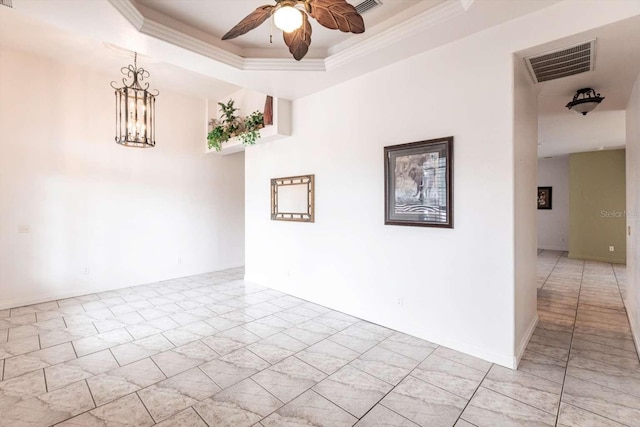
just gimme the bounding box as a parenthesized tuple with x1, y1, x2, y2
(524, 39, 596, 84)
(140, 18, 245, 69)
(243, 58, 326, 71)
(108, 0, 473, 73)
(326, 0, 471, 70)
(109, 0, 143, 29)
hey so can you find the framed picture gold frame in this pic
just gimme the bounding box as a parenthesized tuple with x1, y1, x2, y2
(271, 174, 315, 222)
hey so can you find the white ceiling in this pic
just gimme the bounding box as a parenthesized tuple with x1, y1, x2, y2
(0, 7, 240, 101)
(134, 0, 444, 58)
(9, 0, 564, 99)
(515, 15, 640, 158)
(538, 111, 626, 158)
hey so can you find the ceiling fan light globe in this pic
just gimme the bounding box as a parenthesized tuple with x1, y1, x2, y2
(569, 101, 600, 115)
(274, 6, 303, 33)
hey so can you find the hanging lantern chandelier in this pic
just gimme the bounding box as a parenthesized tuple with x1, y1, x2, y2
(111, 53, 159, 147)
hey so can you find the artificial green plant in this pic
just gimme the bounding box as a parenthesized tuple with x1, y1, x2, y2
(207, 99, 265, 151)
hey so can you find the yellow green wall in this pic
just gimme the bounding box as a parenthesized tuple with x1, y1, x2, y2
(569, 149, 626, 264)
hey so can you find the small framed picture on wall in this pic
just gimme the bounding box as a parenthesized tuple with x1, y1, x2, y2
(538, 187, 552, 210)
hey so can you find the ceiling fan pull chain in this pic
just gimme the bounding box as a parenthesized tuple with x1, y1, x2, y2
(270, 16, 273, 44)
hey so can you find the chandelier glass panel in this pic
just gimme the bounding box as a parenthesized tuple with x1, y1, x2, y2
(111, 53, 159, 148)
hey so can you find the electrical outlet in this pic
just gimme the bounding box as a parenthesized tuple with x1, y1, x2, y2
(177, 257, 182, 265)
(17, 224, 30, 234)
(84, 267, 90, 275)
(609, 246, 615, 252)
(396, 297, 403, 306)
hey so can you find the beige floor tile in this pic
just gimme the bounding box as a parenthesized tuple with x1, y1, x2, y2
(412, 354, 485, 399)
(1, 380, 95, 426)
(87, 357, 166, 406)
(461, 387, 555, 426)
(312, 365, 392, 417)
(562, 375, 640, 425)
(138, 368, 220, 422)
(252, 356, 326, 403)
(195, 378, 283, 427)
(381, 375, 467, 426)
(557, 402, 624, 427)
(58, 393, 154, 426)
(154, 407, 208, 427)
(355, 404, 419, 426)
(263, 390, 358, 427)
(482, 365, 562, 414)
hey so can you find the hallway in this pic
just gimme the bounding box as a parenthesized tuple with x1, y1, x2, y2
(532, 250, 638, 425)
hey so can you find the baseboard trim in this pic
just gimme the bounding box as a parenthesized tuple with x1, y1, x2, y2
(0, 263, 244, 311)
(627, 310, 640, 363)
(244, 273, 518, 369)
(567, 253, 626, 264)
(538, 246, 568, 252)
(514, 314, 539, 368)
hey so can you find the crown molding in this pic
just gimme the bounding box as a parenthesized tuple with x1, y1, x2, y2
(243, 58, 326, 71)
(108, 0, 472, 73)
(108, 0, 144, 30)
(108, 0, 325, 71)
(140, 17, 244, 69)
(326, 0, 470, 70)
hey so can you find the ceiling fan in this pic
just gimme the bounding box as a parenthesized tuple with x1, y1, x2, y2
(222, 0, 365, 61)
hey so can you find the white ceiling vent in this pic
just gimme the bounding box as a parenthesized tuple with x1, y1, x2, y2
(524, 40, 596, 84)
(355, 0, 382, 15)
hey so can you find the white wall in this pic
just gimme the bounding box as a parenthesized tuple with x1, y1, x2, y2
(246, 36, 517, 367)
(244, 1, 640, 367)
(513, 56, 539, 364)
(537, 157, 570, 251)
(626, 71, 640, 355)
(0, 48, 245, 309)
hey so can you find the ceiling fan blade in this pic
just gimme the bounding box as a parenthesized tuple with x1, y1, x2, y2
(309, 0, 364, 34)
(283, 12, 312, 61)
(222, 5, 275, 40)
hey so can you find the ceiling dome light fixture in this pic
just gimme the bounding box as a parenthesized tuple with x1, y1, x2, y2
(111, 52, 159, 148)
(274, 3, 303, 33)
(565, 87, 604, 116)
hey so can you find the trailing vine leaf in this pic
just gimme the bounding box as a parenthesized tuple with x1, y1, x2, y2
(222, 5, 275, 40)
(283, 12, 312, 61)
(309, 0, 364, 34)
(207, 104, 264, 151)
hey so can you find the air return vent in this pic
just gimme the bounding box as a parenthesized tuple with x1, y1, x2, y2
(355, 0, 382, 15)
(0, 0, 12, 7)
(524, 40, 596, 84)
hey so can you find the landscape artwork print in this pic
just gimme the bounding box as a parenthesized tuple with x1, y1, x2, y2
(384, 137, 453, 228)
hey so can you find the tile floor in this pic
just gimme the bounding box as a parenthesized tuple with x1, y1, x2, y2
(0, 254, 637, 426)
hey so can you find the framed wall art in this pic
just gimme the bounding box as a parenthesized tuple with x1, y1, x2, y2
(271, 174, 315, 222)
(537, 186, 552, 210)
(384, 136, 453, 228)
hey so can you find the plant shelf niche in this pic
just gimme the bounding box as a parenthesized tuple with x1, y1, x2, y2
(205, 89, 291, 156)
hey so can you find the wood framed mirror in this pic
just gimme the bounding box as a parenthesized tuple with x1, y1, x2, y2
(271, 175, 315, 222)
